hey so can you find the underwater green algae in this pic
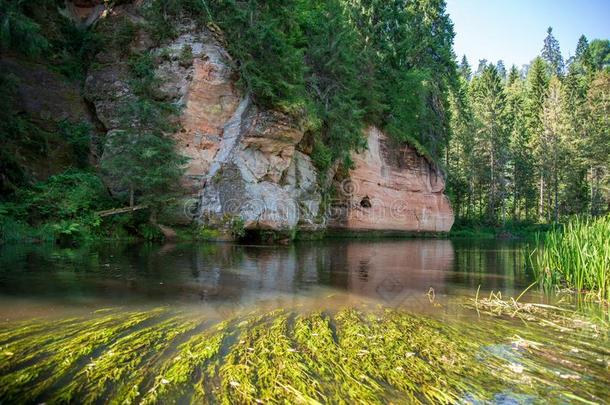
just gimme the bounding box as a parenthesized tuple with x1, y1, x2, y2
(0, 304, 608, 404)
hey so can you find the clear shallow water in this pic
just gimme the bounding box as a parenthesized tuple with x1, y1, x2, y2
(0, 239, 608, 403)
(0, 239, 533, 318)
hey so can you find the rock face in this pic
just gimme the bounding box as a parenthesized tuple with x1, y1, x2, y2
(0, 56, 97, 182)
(83, 11, 452, 235)
(198, 97, 323, 232)
(329, 127, 454, 233)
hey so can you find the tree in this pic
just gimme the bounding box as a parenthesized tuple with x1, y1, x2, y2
(101, 129, 187, 210)
(575, 35, 589, 60)
(447, 74, 476, 219)
(458, 55, 471, 81)
(496, 60, 507, 81)
(505, 70, 536, 220)
(588, 39, 610, 71)
(541, 27, 564, 76)
(524, 57, 549, 220)
(507, 65, 520, 86)
(541, 77, 567, 222)
(585, 71, 610, 215)
(471, 65, 509, 223)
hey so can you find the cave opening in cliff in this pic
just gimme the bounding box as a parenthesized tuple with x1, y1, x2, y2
(360, 196, 372, 208)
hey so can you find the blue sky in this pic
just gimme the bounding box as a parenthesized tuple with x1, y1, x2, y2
(446, 0, 610, 69)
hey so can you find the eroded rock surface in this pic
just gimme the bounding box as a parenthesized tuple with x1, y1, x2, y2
(198, 98, 322, 232)
(329, 127, 454, 233)
(84, 12, 451, 235)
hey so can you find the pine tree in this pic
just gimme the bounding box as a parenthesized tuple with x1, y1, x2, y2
(561, 50, 592, 215)
(585, 71, 610, 215)
(447, 74, 476, 219)
(471, 65, 509, 223)
(541, 77, 567, 222)
(524, 57, 550, 220)
(496, 60, 507, 81)
(505, 70, 536, 219)
(458, 55, 472, 81)
(507, 65, 520, 86)
(101, 129, 187, 210)
(541, 27, 564, 76)
(575, 35, 590, 60)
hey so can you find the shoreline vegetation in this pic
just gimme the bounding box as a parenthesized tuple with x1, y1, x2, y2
(531, 215, 610, 301)
(0, 295, 607, 404)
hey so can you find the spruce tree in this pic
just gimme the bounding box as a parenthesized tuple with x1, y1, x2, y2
(541, 27, 564, 76)
(507, 65, 520, 86)
(525, 57, 549, 220)
(458, 55, 472, 81)
(541, 77, 567, 222)
(585, 71, 610, 215)
(496, 60, 507, 81)
(471, 65, 509, 223)
(506, 70, 536, 219)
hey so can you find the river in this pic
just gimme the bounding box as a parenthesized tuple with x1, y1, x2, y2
(0, 239, 607, 403)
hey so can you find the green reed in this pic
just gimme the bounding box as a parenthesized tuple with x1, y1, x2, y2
(532, 215, 610, 300)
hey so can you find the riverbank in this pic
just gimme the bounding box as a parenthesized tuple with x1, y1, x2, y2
(449, 220, 552, 240)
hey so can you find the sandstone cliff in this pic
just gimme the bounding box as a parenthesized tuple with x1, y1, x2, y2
(24, 4, 453, 236)
(81, 11, 454, 236)
(329, 127, 454, 233)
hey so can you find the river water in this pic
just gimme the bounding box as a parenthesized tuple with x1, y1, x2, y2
(0, 239, 532, 318)
(0, 239, 608, 403)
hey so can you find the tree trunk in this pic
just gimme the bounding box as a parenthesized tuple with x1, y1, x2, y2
(553, 170, 559, 223)
(539, 174, 544, 221)
(129, 186, 134, 208)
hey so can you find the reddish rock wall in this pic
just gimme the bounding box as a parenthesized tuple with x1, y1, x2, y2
(330, 127, 454, 233)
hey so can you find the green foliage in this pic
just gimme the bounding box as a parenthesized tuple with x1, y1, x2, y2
(59, 121, 92, 168)
(10, 170, 110, 223)
(448, 27, 610, 226)
(178, 44, 193, 67)
(228, 215, 245, 239)
(0, 170, 113, 244)
(532, 215, 610, 300)
(101, 129, 187, 209)
(143, 0, 456, 170)
(113, 15, 138, 51)
(588, 39, 610, 71)
(138, 223, 164, 241)
(0, 0, 49, 56)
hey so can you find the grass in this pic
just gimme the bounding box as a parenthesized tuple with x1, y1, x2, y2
(532, 215, 610, 301)
(0, 303, 608, 404)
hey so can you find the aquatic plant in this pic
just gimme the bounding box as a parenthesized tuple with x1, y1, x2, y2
(0, 304, 608, 404)
(532, 215, 610, 300)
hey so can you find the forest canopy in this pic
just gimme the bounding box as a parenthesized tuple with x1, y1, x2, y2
(144, 0, 457, 171)
(448, 29, 610, 226)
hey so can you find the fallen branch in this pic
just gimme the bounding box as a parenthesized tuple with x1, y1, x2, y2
(96, 205, 148, 217)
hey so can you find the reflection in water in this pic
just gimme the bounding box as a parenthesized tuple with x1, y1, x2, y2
(0, 239, 533, 312)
